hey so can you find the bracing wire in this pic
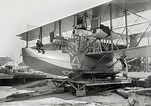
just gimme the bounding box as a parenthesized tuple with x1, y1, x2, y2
(135, 23, 151, 47)
(112, 3, 151, 22)
(115, 15, 123, 30)
(114, 1, 150, 46)
(102, 5, 109, 21)
(127, 7, 147, 32)
(61, 23, 69, 38)
(41, 22, 57, 43)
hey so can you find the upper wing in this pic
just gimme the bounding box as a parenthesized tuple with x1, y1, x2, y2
(86, 45, 151, 58)
(16, 0, 151, 41)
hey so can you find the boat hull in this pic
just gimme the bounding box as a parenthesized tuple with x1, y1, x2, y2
(22, 48, 74, 76)
(21, 48, 122, 76)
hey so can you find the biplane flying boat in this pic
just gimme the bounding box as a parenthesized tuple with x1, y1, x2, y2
(17, 0, 151, 80)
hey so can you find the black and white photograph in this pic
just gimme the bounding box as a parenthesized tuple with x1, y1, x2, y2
(0, 0, 151, 105)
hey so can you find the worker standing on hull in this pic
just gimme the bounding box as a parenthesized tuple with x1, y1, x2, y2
(118, 55, 128, 78)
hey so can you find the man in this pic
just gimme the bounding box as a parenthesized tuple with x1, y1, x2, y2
(118, 55, 128, 78)
(36, 40, 45, 54)
(100, 24, 111, 37)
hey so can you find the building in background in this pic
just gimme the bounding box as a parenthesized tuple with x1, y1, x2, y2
(0, 57, 12, 66)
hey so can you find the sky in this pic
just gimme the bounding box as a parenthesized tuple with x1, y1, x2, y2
(0, 0, 110, 62)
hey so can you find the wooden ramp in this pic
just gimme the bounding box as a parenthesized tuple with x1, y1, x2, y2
(52, 77, 132, 96)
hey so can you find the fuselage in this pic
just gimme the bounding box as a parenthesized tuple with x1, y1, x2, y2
(22, 47, 122, 76)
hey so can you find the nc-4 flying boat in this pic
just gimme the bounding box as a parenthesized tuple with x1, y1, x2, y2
(17, 0, 151, 94)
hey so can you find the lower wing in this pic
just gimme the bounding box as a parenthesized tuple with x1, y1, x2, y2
(86, 45, 151, 58)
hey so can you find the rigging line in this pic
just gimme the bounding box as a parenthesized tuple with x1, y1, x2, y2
(102, 5, 109, 21)
(67, 44, 78, 54)
(113, 21, 150, 30)
(128, 14, 136, 21)
(112, 3, 151, 22)
(40, 29, 55, 43)
(115, 11, 142, 45)
(61, 21, 72, 26)
(115, 23, 148, 45)
(128, 7, 145, 22)
(115, 12, 127, 45)
(112, 5, 125, 30)
(41, 22, 56, 42)
(136, 23, 149, 31)
(127, 8, 146, 32)
(127, 57, 139, 63)
(113, 43, 120, 50)
(116, 27, 126, 45)
(127, 7, 150, 22)
(61, 24, 69, 38)
(113, 1, 149, 31)
(41, 29, 51, 42)
(130, 34, 137, 42)
(115, 17, 144, 45)
(135, 23, 151, 47)
(115, 14, 123, 30)
(117, 34, 126, 45)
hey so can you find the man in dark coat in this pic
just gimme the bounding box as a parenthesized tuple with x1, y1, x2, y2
(36, 40, 45, 54)
(100, 24, 111, 37)
(118, 55, 128, 78)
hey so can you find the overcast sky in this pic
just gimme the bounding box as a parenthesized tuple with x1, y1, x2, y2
(0, 0, 110, 62)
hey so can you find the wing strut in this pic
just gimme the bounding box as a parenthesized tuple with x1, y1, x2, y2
(26, 32, 28, 48)
(124, 10, 128, 48)
(109, 3, 113, 50)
